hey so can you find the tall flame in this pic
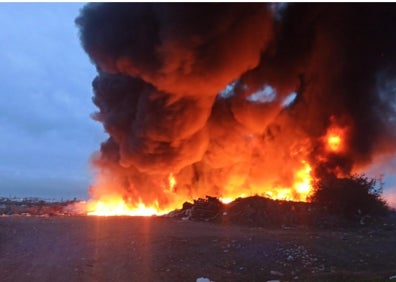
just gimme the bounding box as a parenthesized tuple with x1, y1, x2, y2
(293, 161, 313, 201)
(168, 173, 176, 192)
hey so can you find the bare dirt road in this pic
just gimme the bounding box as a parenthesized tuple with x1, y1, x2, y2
(1, 216, 396, 282)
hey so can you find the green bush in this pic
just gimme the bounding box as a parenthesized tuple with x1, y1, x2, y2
(310, 174, 389, 219)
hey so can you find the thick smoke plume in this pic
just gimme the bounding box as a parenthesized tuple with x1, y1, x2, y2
(76, 3, 396, 207)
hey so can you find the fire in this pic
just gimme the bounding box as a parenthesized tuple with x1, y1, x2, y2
(87, 197, 166, 216)
(76, 4, 396, 222)
(218, 160, 314, 204)
(327, 134, 341, 151)
(168, 173, 176, 192)
(293, 161, 313, 200)
(323, 121, 348, 153)
(265, 189, 293, 201)
(220, 194, 246, 204)
(86, 173, 182, 216)
(84, 164, 314, 216)
(264, 161, 313, 201)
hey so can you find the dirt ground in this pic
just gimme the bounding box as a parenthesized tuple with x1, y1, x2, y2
(1, 216, 396, 282)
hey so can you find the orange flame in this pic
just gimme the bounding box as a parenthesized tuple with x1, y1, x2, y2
(264, 161, 313, 202)
(218, 160, 314, 204)
(293, 161, 313, 201)
(87, 197, 162, 216)
(219, 194, 246, 204)
(86, 173, 183, 216)
(84, 161, 314, 216)
(168, 173, 176, 192)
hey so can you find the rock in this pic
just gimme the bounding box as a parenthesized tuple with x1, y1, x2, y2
(270, 270, 284, 276)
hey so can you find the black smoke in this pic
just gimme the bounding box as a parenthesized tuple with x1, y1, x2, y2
(76, 3, 396, 206)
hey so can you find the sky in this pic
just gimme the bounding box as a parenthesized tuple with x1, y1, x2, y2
(0, 3, 105, 199)
(0, 3, 395, 207)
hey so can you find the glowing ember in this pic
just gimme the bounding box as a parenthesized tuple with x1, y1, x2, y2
(266, 189, 293, 201)
(220, 194, 246, 204)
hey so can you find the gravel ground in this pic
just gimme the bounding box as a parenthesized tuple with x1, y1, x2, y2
(1, 216, 396, 282)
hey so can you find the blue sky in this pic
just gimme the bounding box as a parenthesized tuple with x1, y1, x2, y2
(0, 3, 105, 199)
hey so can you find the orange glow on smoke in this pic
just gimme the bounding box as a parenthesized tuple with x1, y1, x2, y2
(327, 134, 342, 151)
(324, 124, 347, 153)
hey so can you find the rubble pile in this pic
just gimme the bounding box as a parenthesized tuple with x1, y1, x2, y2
(168, 195, 319, 226)
(168, 195, 393, 227)
(167, 196, 224, 221)
(221, 196, 316, 227)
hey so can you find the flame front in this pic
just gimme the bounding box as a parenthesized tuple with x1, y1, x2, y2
(87, 198, 163, 216)
(86, 173, 184, 216)
(85, 161, 314, 216)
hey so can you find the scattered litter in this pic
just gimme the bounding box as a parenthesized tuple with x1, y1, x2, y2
(0, 197, 81, 217)
(196, 277, 213, 282)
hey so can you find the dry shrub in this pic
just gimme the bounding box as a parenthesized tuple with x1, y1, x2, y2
(310, 174, 389, 219)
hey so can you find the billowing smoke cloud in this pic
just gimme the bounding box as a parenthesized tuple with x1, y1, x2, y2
(76, 3, 396, 207)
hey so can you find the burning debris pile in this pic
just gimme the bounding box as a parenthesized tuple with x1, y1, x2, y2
(75, 3, 396, 216)
(167, 195, 314, 226)
(168, 192, 390, 228)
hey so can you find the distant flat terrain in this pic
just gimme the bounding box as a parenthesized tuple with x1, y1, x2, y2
(1, 216, 396, 282)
